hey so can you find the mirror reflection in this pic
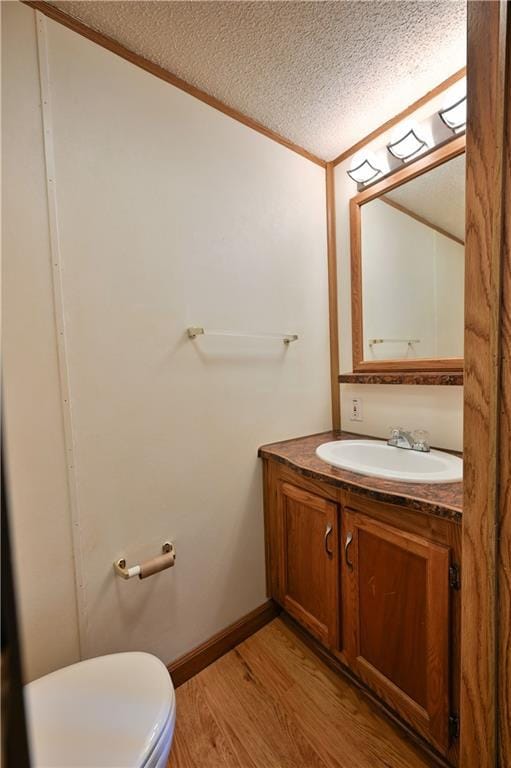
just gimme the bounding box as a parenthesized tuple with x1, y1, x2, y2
(360, 153, 465, 362)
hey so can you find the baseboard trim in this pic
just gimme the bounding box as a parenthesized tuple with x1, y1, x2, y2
(168, 599, 280, 687)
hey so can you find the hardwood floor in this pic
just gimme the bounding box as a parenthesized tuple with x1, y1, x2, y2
(168, 617, 435, 768)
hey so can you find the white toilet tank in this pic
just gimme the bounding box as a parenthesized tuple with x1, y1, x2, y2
(25, 652, 176, 768)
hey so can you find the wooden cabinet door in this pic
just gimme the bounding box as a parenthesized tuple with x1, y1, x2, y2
(342, 509, 451, 753)
(278, 482, 339, 648)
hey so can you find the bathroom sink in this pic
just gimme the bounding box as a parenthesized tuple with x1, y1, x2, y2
(316, 439, 462, 484)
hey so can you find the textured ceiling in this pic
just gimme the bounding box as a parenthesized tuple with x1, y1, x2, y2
(50, 1, 466, 161)
(385, 153, 465, 240)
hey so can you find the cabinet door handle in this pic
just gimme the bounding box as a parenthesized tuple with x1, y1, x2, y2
(324, 524, 334, 558)
(345, 532, 354, 571)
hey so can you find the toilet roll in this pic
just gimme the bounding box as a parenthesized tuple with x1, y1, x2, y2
(138, 550, 175, 579)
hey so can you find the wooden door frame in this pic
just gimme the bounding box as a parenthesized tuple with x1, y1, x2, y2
(497, 7, 511, 765)
(461, 3, 509, 768)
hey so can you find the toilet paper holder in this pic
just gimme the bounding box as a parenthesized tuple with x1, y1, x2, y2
(114, 541, 176, 580)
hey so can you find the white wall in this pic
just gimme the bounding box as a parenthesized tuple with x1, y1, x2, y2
(3, 3, 331, 678)
(335, 161, 464, 451)
(361, 200, 464, 360)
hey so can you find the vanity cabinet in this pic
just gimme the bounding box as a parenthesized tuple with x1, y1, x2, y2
(342, 508, 450, 753)
(276, 481, 339, 648)
(262, 456, 461, 763)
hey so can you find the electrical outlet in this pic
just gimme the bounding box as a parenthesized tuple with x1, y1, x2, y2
(350, 397, 363, 421)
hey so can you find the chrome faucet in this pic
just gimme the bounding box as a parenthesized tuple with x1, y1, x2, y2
(387, 427, 430, 453)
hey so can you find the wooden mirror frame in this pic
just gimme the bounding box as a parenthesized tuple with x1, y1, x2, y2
(350, 133, 466, 373)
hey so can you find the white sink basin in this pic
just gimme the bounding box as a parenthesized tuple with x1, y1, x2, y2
(316, 439, 462, 484)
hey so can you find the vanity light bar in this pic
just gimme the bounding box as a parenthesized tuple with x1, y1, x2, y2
(346, 158, 382, 184)
(438, 95, 467, 132)
(387, 128, 428, 161)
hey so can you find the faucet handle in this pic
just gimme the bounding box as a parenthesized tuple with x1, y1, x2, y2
(412, 429, 430, 452)
(389, 426, 404, 440)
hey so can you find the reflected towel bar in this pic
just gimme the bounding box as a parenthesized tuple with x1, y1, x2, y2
(369, 338, 420, 347)
(187, 327, 298, 344)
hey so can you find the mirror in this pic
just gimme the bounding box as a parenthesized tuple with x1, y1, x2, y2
(350, 136, 465, 373)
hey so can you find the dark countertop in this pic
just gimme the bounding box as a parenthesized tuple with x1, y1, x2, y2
(258, 431, 463, 523)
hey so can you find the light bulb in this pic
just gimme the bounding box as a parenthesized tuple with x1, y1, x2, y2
(439, 96, 467, 131)
(387, 121, 428, 161)
(347, 152, 381, 184)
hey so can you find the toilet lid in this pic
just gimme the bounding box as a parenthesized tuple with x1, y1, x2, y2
(25, 652, 175, 768)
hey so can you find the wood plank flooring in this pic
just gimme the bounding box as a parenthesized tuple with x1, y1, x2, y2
(168, 617, 435, 768)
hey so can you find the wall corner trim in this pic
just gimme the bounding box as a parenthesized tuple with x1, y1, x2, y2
(35, 10, 87, 659)
(325, 163, 341, 431)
